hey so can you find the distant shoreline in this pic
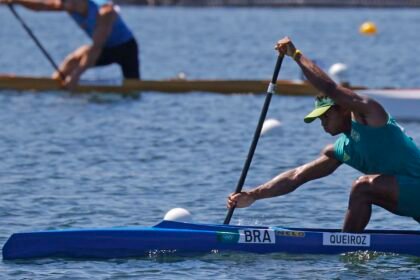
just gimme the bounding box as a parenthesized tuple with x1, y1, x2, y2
(115, 0, 420, 8)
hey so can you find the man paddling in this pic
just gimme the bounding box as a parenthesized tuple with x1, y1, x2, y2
(1, 0, 140, 89)
(227, 37, 420, 232)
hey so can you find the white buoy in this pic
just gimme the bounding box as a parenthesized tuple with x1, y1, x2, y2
(163, 208, 193, 223)
(261, 118, 281, 135)
(177, 72, 187, 80)
(328, 63, 348, 84)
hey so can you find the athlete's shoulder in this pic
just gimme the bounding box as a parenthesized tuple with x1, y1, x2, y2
(322, 144, 336, 158)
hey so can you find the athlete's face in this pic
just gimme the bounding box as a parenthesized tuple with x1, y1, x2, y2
(319, 106, 350, 136)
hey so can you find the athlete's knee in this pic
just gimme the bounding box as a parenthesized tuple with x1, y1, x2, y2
(62, 54, 80, 67)
(350, 176, 373, 201)
(65, 45, 90, 62)
(75, 45, 90, 55)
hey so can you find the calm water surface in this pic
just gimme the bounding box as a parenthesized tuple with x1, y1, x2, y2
(0, 6, 419, 279)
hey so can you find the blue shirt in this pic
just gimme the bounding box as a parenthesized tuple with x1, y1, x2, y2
(334, 116, 420, 177)
(69, 0, 134, 48)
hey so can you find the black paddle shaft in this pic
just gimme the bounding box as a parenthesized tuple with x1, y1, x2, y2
(8, 4, 65, 80)
(223, 55, 284, 225)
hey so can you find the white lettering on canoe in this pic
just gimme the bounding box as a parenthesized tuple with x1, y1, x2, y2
(238, 229, 275, 244)
(323, 232, 370, 247)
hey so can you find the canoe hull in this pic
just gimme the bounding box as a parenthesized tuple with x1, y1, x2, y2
(3, 221, 419, 259)
(0, 75, 365, 95)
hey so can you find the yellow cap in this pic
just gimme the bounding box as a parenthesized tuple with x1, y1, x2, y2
(304, 97, 335, 123)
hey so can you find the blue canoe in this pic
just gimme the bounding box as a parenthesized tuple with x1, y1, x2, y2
(3, 220, 420, 259)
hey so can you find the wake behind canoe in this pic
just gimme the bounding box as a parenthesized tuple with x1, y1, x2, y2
(3, 220, 419, 260)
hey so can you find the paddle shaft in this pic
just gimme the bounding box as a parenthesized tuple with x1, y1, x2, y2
(8, 4, 65, 80)
(224, 55, 284, 225)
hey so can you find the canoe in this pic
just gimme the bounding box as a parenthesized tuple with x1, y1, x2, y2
(3, 220, 419, 259)
(358, 89, 420, 121)
(0, 75, 365, 95)
(2, 75, 418, 120)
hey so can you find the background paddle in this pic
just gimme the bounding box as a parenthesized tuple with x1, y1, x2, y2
(223, 54, 284, 225)
(7, 3, 65, 80)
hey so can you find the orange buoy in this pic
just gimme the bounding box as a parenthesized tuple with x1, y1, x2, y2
(360, 21, 377, 35)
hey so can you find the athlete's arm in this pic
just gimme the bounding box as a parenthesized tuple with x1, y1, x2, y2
(227, 144, 342, 208)
(275, 37, 388, 127)
(0, 0, 63, 11)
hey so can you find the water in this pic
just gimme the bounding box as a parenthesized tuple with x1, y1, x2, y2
(0, 6, 419, 279)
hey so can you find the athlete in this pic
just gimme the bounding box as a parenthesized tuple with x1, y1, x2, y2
(1, 0, 140, 89)
(227, 37, 420, 232)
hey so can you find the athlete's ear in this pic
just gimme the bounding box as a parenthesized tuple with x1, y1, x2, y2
(343, 107, 352, 116)
(335, 105, 349, 115)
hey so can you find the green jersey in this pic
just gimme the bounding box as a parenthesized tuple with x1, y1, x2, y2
(334, 116, 420, 218)
(334, 116, 420, 177)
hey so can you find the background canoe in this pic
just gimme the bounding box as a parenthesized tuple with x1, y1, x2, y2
(0, 75, 366, 95)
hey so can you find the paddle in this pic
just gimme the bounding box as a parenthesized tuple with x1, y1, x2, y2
(223, 54, 284, 225)
(7, 3, 65, 80)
